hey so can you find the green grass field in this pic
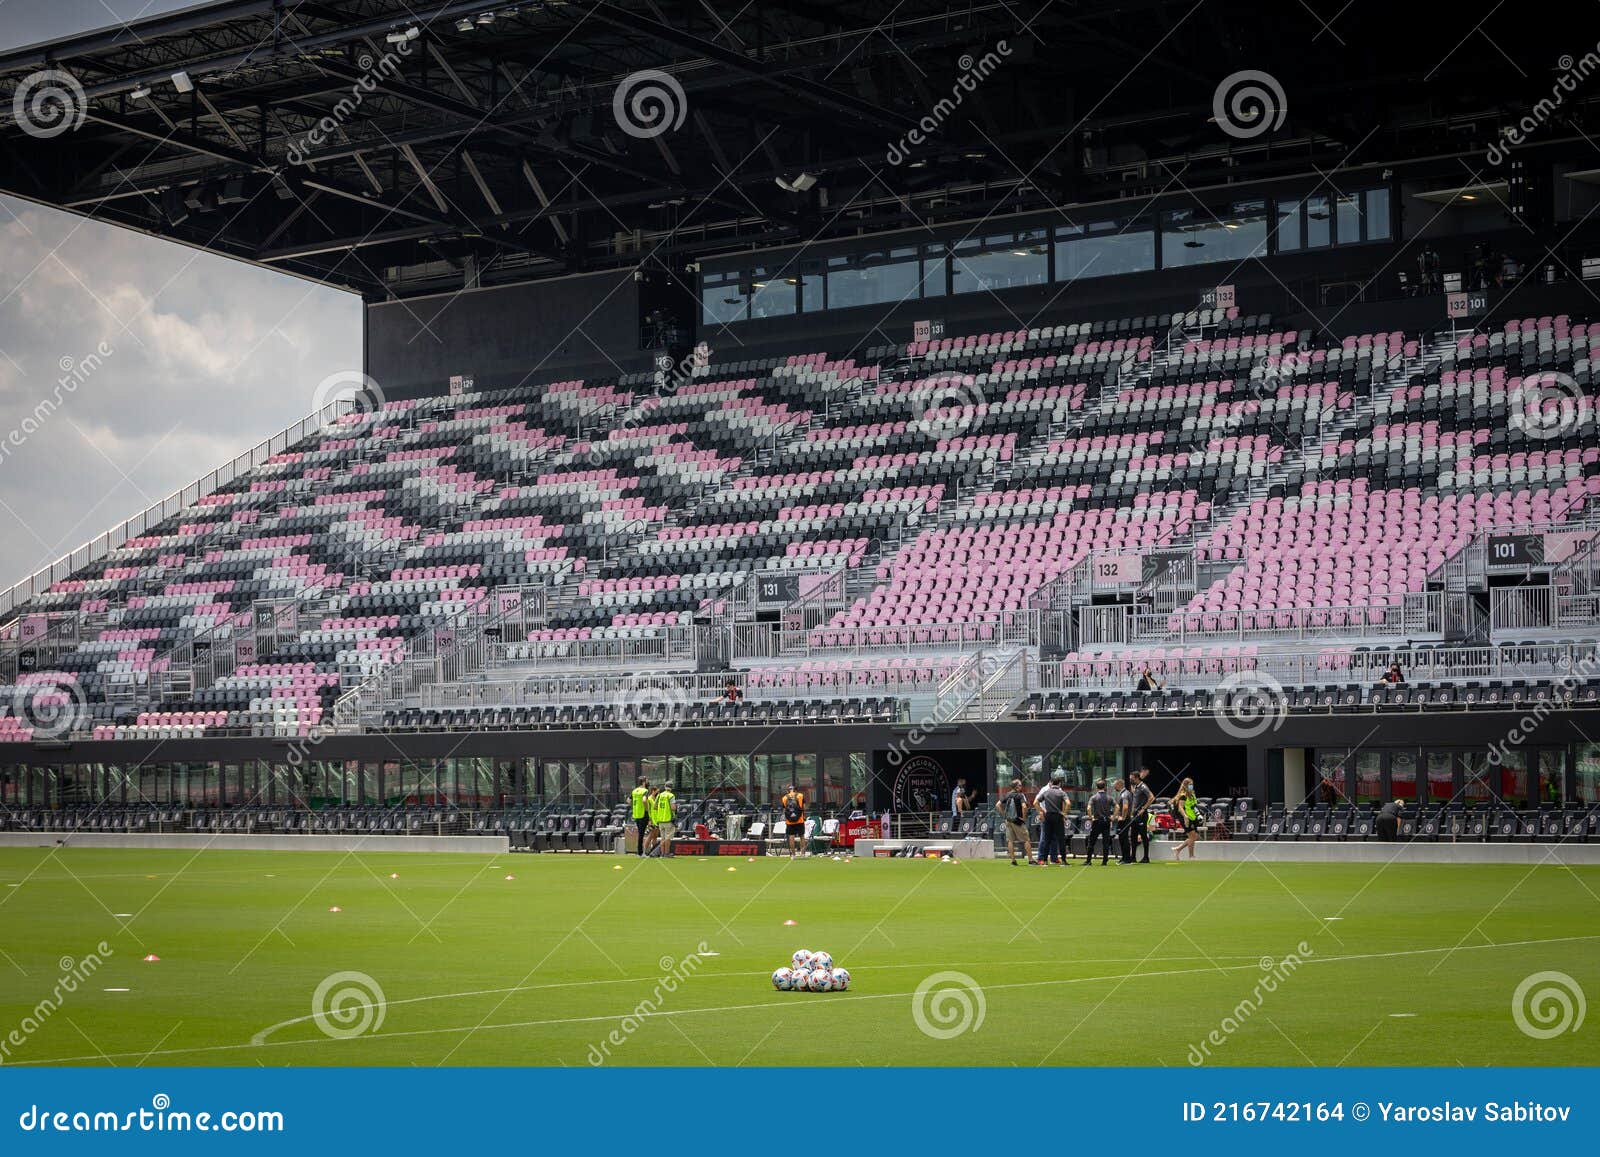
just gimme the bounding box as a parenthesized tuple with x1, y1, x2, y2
(1, 847, 1596, 1067)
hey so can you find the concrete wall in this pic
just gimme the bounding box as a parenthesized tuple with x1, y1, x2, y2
(1193, 839, 1600, 865)
(0, 832, 507, 853)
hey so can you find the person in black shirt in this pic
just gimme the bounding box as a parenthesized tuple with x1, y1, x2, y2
(717, 678, 744, 703)
(1377, 663, 1405, 686)
(996, 777, 1032, 866)
(1129, 768, 1155, 864)
(1083, 780, 1114, 865)
(1134, 665, 1164, 693)
(1034, 774, 1070, 865)
(1376, 798, 1404, 841)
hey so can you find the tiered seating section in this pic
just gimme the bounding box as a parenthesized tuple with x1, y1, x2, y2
(2, 307, 1598, 740)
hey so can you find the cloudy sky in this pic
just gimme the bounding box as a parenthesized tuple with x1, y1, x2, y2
(0, 1, 362, 589)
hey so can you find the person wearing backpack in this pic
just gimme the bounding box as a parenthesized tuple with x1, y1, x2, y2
(996, 777, 1032, 866)
(780, 783, 806, 859)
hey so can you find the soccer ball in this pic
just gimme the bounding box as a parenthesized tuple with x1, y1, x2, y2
(831, 967, 850, 991)
(806, 967, 833, 992)
(791, 949, 813, 970)
(810, 950, 833, 971)
(771, 967, 794, 991)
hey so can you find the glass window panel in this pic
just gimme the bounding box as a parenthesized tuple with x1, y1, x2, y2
(822, 755, 846, 811)
(1335, 193, 1361, 244)
(920, 244, 948, 297)
(1576, 745, 1600, 804)
(1315, 749, 1348, 804)
(848, 753, 871, 813)
(1354, 751, 1382, 804)
(1160, 202, 1268, 268)
(827, 249, 922, 310)
(1389, 749, 1418, 802)
(1305, 195, 1331, 247)
(1423, 751, 1452, 804)
(748, 267, 797, 319)
(1462, 751, 1504, 807)
(799, 260, 825, 312)
(951, 231, 1049, 293)
(794, 753, 817, 805)
(1054, 219, 1155, 281)
(1364, 188, 1391, 240)
(1537, 750, 1564, 806)
(701, 273, 747, 325)
(1276, 199, 1302, 252)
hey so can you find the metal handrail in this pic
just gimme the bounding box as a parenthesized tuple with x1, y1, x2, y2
(0, 398, 354, 623)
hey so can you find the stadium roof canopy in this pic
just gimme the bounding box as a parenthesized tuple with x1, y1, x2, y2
(0, 0, 1589, 300)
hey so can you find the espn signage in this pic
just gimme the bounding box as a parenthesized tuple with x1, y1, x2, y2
(670, 840, 765, 857)
(912, 318, 946, 343)
(1447, 291, 1489, 320)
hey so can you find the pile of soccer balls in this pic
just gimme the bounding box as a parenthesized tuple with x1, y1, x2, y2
(772, 949, 850, 992)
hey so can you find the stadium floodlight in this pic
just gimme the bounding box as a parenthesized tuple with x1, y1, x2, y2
(456, 17, 475, 31)
(171, 71, 194, 93)
(477, 11, 495, 23)
(775, 173, 817, 193)
(129, 84, 152, 100)
(386, 26, 420, 43)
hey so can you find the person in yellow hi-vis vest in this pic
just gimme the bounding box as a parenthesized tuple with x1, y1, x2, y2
(630, 776, 651, 857)
(652, 782, 677, 857)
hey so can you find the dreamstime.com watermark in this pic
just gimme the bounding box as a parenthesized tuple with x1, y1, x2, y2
(312, 369, 387, 420)
(286, 42, 414, 165)
(885, 43, 1012, 165)
(882, 652, 1005, 770)
(16, 1095, 283, 1134)
(310, 971, 387, 1039)
(1187, 942, 1314, 1065)
(0, 341, 114, 467)
(1511, 970, 1586, 1039)
(586, 343, 709, 465)
(0, 942, 113, 1064)
(1486, 653, 1598, 768)
(1487, 46, 1600, 165)
(586, 945, 711, 1065)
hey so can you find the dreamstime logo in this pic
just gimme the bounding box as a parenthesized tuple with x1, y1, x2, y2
(1188, 943, 1314, 1065)
(586, 944, 710, 1065)
(12, 69, 87, 139)
(1511, 970, 1586, 1039)
(1212, 70, 1286, 140)
(886, 42, 1012, 164)
(312, 370, 386, 421)
(12, 680, 87, 740)
(0, 941, 112, 1063)
(912, 971, 986, 1039)
(285, 42, 412, 164)
(612, 70, 687, 139)
(1508, 372, 1588, 441)
(612, 679, 689, 739)
(1488, 46, 1600, 165)
(1212, 670, 1286, 739)
(310, 971, 387, 1040)
(0, 341, 113, 467)
(909, 373, 984, 438)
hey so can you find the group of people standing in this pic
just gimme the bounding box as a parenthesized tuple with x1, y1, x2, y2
(997, 769, 1203, 866)
(629, 775, 677, 857)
